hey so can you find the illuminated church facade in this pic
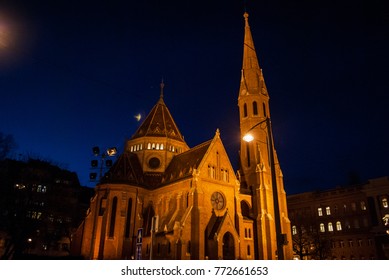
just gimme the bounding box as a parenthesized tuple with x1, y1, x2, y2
(73, 12, 293, 260)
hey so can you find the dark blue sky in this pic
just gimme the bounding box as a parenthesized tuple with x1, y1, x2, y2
(1, 0, 388, 194)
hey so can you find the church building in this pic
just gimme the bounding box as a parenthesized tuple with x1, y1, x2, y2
(73, 12, 293, 260)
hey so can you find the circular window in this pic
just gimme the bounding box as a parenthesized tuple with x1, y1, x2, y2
(211, 192, 225, 210)
(148, 157, 161, 169)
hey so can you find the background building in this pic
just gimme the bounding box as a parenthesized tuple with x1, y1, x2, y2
(288, 176, 389, 260)
(0, 158, 93, 259)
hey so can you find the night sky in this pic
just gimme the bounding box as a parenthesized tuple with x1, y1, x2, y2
(1, 1, 388, 194)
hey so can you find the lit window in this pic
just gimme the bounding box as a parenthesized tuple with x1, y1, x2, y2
(160, 144, 163, 150)
(221, 169, 229, 182)
(326, 206, 331, 215)
(360, 201, 366, 210)
(292, 225, 297, 235)
(336, 221, 342, 231)
(382, 198, 388, 208)
(320, 223, 325, 232)
(328, 222, 333, 232)
(147, 143, 151, 149)
(318, 208, 323, 216)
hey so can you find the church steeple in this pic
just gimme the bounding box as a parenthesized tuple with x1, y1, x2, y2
(237, 12, 293, 260)
(239, 12, 268, 98)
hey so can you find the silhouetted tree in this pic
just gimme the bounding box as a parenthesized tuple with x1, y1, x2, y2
(0, 132, 17, 160)
(292, 212, 331, 260)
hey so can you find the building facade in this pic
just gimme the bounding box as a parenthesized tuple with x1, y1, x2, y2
(73, 12, 292, 260)
(0, 158, 93, 259)
(288, 177, 389, 260)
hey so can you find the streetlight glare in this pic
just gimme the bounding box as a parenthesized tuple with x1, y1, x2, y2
(243, 133, 254, 142)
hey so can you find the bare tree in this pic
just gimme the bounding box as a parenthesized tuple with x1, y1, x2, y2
(0, 132, 17, 160)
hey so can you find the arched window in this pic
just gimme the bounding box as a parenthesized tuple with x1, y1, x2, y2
(328, 222, 334, 232)
(292, 225, 297, 235)
(243, 103, 248, 117)
(320, 223, 325, 232)
(125, 198, 132, 238)
(240, 201, 250, 218)
(336, 221, 342, 231)
(109, 197, 118, 237)
(253, 101, 258, 115)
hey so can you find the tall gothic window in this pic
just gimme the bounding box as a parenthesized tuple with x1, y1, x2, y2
(253, 101, 258, 115)
(243, 103, 248, 117)
(109, 197, 118, 238)
(125, 198, 132, 238)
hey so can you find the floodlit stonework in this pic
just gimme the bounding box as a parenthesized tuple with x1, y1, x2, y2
(72, 12, 292, 260)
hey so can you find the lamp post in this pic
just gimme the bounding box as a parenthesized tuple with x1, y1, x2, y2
(90, 146, 117, 182)
(243, 117, 285, 260)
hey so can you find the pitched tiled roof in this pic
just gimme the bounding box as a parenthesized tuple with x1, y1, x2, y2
(101, 139, 212, 189)
(100, 152, 144, 185)
(161, 140, 212, 185)
(131, 97, 185, 142)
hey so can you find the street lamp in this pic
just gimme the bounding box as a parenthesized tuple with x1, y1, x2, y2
(243, 117, 285, 260)
(90, 146, 117, 181)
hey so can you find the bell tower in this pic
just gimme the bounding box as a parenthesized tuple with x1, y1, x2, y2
(237, 12, 293, 259)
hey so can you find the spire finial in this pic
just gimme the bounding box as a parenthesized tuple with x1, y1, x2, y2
(160, 78, 165, 99)
(244, 12, 249, 27)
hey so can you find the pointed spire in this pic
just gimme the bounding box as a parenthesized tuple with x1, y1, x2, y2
(240, 12, 267, 96)
(131, 82, 186, 143)
(242, 12, 259, 71)
(160, 78, 165, 100)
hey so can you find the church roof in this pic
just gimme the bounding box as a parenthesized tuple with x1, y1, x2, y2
(100, 152, 144, 185)
(161, 140, 212, 185)
(101, 139, 212, 189)
(130, 84, 185, 142)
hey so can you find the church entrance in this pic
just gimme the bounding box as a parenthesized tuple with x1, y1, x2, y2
(222, 232, 235, 260)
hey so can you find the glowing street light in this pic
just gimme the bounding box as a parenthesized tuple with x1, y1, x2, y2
(243, 117, 286, 260)
(90, 146, 117, 181)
